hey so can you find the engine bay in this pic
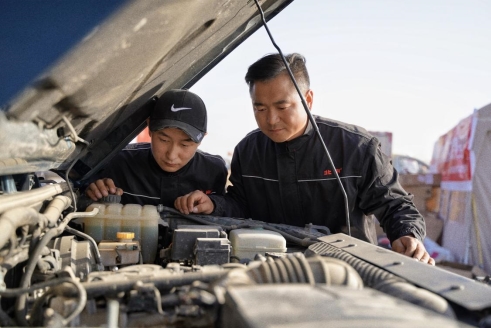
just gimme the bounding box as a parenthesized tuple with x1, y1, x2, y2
(1, 179, 491, 327)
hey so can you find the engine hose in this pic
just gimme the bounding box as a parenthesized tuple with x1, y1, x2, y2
(290, 254, 313, 283)
(60, 274, 87, 326)
(213, 253, 363, 291)
(0, 195, 71, 252)
(0, 208, 47, 250)
(3, 201, 96, 326)
(281, 255, 298, 282)
(13, 208, 98, 326)
(64, 226, 103, 269)
(15, 228, 58, 326)
(308, 242, 455, 318)
(265, 260, 281, 283)
(28, 271, 87, 327)
(0, 277, 74, 297)
(246, 253, 360, 287)
(0, 183, 67, 215)
(28, 227, 42, 258)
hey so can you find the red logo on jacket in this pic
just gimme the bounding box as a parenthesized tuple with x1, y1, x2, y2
(323, 168, 342, 176)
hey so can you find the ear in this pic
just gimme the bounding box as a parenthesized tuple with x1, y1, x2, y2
(305, 89, 314, 110)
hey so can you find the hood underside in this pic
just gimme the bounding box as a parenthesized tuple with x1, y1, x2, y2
(0, 0, 293, 181)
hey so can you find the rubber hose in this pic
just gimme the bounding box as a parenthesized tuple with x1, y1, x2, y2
(308, 242, 455, 317)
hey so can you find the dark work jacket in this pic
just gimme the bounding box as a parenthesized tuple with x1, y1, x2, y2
(210, 116, 426, 244)
(91, 143, 228, 206)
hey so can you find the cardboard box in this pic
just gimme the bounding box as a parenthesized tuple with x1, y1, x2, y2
(399, 173, 442, 214)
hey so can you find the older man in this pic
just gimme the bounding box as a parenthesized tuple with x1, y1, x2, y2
(175, 54, 434, 265)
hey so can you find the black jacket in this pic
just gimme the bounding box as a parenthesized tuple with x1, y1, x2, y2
(91, 143, 228, 206)
(210, 116, 426, 244)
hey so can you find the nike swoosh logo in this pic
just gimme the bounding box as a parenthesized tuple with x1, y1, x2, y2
(171, 104, 192, 112)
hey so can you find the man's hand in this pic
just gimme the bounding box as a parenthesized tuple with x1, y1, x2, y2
(174, 190, 214, 215)
(391, 235, 435, 265)
(85, 178, 123, 201)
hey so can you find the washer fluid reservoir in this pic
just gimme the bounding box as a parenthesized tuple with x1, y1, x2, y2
(84, 203, 159, 264)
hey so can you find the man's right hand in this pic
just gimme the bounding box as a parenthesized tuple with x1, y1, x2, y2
(174, 190, 214, 215)
(85, 178, 123, 201)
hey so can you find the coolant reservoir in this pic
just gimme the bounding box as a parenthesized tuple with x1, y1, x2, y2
(84, 203, 159, 263)
(229, 229, 287, 261)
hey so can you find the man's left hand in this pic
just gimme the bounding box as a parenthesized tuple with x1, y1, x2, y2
(391, 235, 435, 266)
(174, 190, 214, 215)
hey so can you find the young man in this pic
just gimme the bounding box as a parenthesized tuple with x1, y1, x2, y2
(175, 53, 434, 265)
(85, 89, 227, 206)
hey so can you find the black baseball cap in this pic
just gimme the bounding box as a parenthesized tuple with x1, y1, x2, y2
(149, 89, 207, 143)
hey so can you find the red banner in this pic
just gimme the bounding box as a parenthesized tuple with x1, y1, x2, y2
(431, 114, 475, 184)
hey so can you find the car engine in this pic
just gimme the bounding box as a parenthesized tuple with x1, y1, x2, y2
(1, 178, 491, 327)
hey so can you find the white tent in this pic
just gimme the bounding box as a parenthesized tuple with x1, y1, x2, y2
(431, 103, 491, 274)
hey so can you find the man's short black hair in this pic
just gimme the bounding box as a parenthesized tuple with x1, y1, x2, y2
(245, 53, 310, 92)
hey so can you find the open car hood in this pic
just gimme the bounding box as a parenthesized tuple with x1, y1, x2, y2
(0, 0, 293, 181)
